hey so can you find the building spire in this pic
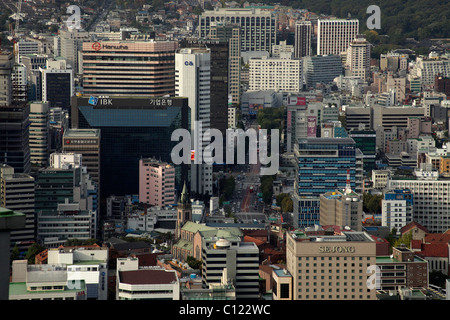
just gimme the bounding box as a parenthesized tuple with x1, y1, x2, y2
(180, 181, 188, 204)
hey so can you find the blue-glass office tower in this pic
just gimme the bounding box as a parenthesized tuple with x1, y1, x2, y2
(293, 137, 360, 228)
(71, 96, 189, 202)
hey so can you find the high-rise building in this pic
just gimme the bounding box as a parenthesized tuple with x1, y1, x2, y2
(12, 64, 27, 103)
(382, 189, 414, 234)
(249, 56, 303, 93)
(317, 19, 359, 56)
(29, 102, 50, 167)
(56, 28, 91, 75)
(0, 103, 31, 174)
(199, 8, 276, 53)
(285, 229, 377, 300)
(0, 164, 35, 251)
(208, 22, 241, 105)
(81, 40, 178, 96)
(139, 158, 176, 208)
(0, 51, 14, 107)
(293, 137, 363, 228)
(71, 96, 189, 199)
(201, 237, 260, 299)
(320, 188, 363, 231)
(303, 55, 343, 88)
(15, 39, 40, 63)
(180, 38, 229, 135)
(35, 152, 98, 246)
(40, 63, 74, 110)
(62, 129, 101, 193)
(35, 153, 97, 215)
(388, 176, 450, 233)
(175, 48, 213, 196)
(294, 21, 312, 58)
(346, 35, 371, 81)
(348, 129, 377, 173)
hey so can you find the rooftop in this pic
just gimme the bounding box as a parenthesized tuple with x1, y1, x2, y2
(64, 129, 100, 137)
(119, 269, 177, 285)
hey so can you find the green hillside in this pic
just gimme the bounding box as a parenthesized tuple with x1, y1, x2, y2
(263, 0, 450, 42)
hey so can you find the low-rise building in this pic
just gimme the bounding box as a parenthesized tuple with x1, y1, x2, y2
(116, 257, 179, 300)
(9, 260, 87, 300)
(376, 246, 428, 291)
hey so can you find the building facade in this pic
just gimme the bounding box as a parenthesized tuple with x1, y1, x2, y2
(0, 164, 35, 251)
(294, 21, 312, 58)
(201, 238, 260, 300)
(175, 48, 213, 196)
(249, 56, 303, 93)
(199, 8, 276, 53)
(317, 19, 359, 56)
(139, 158, 176, 207)
(81, 40, 178, 96)
(71, 96, 189, 199)
(286, 230, 377, 300)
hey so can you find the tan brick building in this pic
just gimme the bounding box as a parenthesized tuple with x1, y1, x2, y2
(286, 229, 377, 300)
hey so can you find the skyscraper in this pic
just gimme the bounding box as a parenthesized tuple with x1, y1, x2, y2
(40, 61, 74, 110)
(175, 48, 213, 196)
(180, 38, 229, 135)
(208, 22, 241, 105)
(0, 103, 31, 174)
(317, 19, 359, 56)
(29, 101, 49, 167)
(294, 20, 312, 58)
(81, 40, 178, 96)
(199, 8, 276, 53)
(62, 128, 101, 206)
(71, 95, 189, 199)
(0, 51, 14, 107)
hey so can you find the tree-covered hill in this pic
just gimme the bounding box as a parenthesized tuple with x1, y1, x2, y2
(262, 0, 450, 43)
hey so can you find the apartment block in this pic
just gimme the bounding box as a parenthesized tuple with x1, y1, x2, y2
(139, 158, 176, 207)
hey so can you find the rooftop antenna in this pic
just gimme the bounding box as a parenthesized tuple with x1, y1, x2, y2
(345, 169, 352, 194)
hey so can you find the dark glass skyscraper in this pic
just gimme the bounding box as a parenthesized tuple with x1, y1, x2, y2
(71, 96, 189, 199)
(0, 103, 31, 174)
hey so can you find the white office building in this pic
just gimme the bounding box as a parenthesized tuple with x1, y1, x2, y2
(249, 56, 303, 93)
(175, 48, 213, 196)
(199, 8, 277, 52)
(388, 175, 450, 233)
(48, 246, 109, 300)
(317, 19, 359, 56)
(381, 189, 414, 234)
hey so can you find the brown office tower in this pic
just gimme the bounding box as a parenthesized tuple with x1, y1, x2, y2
(81, 40, 178, 96)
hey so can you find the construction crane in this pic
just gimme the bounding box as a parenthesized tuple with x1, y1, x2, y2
(7, 0, 23, 62)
